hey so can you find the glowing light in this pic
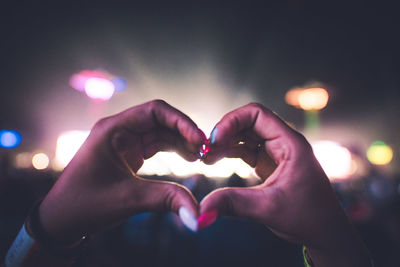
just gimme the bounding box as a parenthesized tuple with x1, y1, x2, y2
(84, 77, 115, 101)
(312, 141, 352, 180)
(15, 152, 32, 168)
(138, 152, 254, 178)
(54, 131, 90, 170)
(366, 141, 393, 165)
(69, 70, 106, 91)
(285, 88, 303, 108)
(298, 88, 329, 110)
(111, 77, 127, 92)
(32, 153, 50, 170)
(0, 130, 21, 149)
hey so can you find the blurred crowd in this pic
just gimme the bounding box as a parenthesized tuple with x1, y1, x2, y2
(1, 154, 399, 267)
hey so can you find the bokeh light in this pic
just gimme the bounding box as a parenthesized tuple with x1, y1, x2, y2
(312, 141, 353, 180)
(84, 77, 115, 101)
(111, 77, 127, 92)
(366, 141, 394, 165)
(298, 88, 329, 110)
(54, 130, 90, 170)
(69, 70, 107, 92)
(284, 88, 303, 108)
(138, 152, 254, 178)
(15, 152, 32, 168)
(0, 130, 22, 149)
(32, 153, 50, 170)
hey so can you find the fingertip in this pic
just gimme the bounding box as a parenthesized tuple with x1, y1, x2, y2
(179, 206, 198, 232)
(210, 127, 218, 144)
(198, 209, 218, 230)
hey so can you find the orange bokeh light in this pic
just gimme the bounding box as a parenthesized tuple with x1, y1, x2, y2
(285, 87, 329, 110)
(284, 88, 303, 108)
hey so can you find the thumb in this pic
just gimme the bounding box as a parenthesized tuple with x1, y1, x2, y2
(133, 179, 200, 231)
(199, 187, 266, 229)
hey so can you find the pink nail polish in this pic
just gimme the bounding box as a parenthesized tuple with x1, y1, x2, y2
(198, 209, 218, 230)
(200, 141, 211, 159)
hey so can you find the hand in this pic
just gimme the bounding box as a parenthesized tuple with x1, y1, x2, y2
(201, 103, 371, 267)
(39, 100, 204, 245)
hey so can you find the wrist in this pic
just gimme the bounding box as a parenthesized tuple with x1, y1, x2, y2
(38, 195, 85, 246)
(5, 201, 89, 267)
(306, 225, 372, 267)
(30, 200, 88, 256)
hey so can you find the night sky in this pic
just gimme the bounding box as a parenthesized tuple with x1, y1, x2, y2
(1, 1, 399, 171)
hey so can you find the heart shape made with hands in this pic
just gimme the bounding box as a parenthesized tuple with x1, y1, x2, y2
(40, 100, 336, 249)
(101, 101, 282, 233)
(133, 126, 277, 232)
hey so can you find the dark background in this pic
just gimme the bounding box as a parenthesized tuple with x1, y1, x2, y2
(1, 1, 399, 156)
(1, 1, 400, 266)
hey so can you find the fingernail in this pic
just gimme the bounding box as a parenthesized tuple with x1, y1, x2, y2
(199, 143, 210, 159)
(210, 127, 218, 144)
(198, 209, 218, 230)
(178, 207, 198, 232)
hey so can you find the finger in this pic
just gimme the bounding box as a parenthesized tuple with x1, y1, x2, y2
(202, 132, 260, 164)
(209, 103, 305, 164)
(131, 179, 200, 231)
(200, 187, 267, 222)
(115, 100, 205, 147)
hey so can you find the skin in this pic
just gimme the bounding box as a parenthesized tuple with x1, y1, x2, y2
(37, 100, 371, 266)
(201, 103, 371, 267)
(38, 100, 204, 245)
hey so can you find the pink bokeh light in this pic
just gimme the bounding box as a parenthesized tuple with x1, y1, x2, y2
(84, 77, 115, 101)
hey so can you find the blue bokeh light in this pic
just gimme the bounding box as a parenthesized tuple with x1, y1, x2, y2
(0, 130, 22, 149)
(111, 77, 127, 92)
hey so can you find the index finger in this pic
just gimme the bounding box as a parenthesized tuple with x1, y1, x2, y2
(208, 103, 307, 164)
(105, 100, 205, 150)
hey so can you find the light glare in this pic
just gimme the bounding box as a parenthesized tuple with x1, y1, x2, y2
(15, 152, 32, 168)
(55, 131, 90, 170)
(366, 141, 393, 165)
(84, 78, 115, 101)
(0, 130, 21, 148)
(284, 88, 303, 108)
(138, 152, 254, 178)
(312, 141, 352, 180)
(298, 88, 329, 110)
(32, 153, 50, 170)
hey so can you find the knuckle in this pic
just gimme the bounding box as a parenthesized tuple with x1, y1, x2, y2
(149, 99, 167, 109)
(110, 129, 127, 152)
(92, 117, 112, 134)
(247, 102, 264, 109)
(246, 102, 268, 113)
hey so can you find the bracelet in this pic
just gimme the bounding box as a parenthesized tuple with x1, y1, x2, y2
(5, 200, 89, 266)
(26, 200, 89, 259)
(302, 246, 314, 267)
(5, 224, 35, 267)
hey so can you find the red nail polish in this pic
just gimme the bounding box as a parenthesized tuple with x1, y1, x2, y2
(198, 209, 218, 230)
(200, 142, 210, 159)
